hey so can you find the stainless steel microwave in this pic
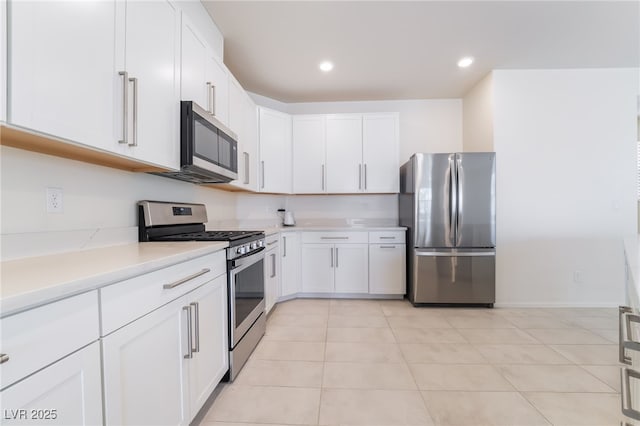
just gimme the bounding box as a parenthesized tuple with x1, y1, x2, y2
(155, 101, 238, 184)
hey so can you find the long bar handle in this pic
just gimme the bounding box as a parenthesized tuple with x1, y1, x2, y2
(415, 251, 495, 257)
(358, 164, 362, 190)
(118, 71, 129, 144)
(191, 302, 200, 353)
(455, 155, 462, 245)
(210, 84, 216, 116)
(261, 161, 265, 189)
(621, 306, 634, 365)
(206, 82, 212, 113)
(322, 164, 325, 191)
(244, 152, 250, 184)
(364, 163, 368, 190)
(330, 247, 334, 267)
(449, 155, 457, 246)
(183, 305, 193, 359)
(129, 77, 138, 147)
(271, 253, 276, 278)
(379, 245, 397, 249)
(336, 247, 339, 268)
(321, 237, 349, 240)
(624, 311, 640, 353)
(163, 269, 210, 290)
(0, 354, 9, 364)
(266, 240, 277, 246)
(379, 236, 396, 240)
(282, 236, 287, 257)
(621, 367, 640, 420)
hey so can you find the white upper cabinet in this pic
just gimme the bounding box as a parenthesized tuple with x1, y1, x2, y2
(9, 0, 180, 170)
(121, 0, 180, 170)
(233, 95, 259, 191)
(1, 1, 6, 123)
(206, 53, 229, 126)
(9, 1, 120, 152)
(258, 107, 291, 193)
(180, 15, 208, 108)
(326, 115, 364, 193)
(292, 115, 326, 193)
(363, 113, 400, 193)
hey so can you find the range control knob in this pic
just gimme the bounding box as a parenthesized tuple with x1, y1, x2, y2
(236, 246, 246, 255)
(250, 242, 257, 249)
(257, 240, 264, 247)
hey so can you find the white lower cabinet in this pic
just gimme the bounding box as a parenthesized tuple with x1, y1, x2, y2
(0, 342, 103, 426)
(369, 244, 406, 294)
(301, 240, 368, 294)
(101, 252, 229, 425)
(102, 295, 189, 426)
(280, 232, 301, 298)
(264, 235, 281, 313)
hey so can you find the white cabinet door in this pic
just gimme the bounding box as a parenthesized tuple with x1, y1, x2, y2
(334, 244, 369, 293)
(1, 1, 7, 123)
(292, 116, 326, 193)
(281, 232, 301, 297)
(9, 1, 119, 151)
(369, 244, 406, 294)
(123, 0, 180, 169)
(0, 342, 102, 426)
(102, 296, 188, 426)
(265, 246, 280, 313)
(326, 115, 362, 193)
(363, 114, 400, 193)
(259, 107, 291, 193)
(206, 53, 229, 125)
(180, 15, 208, 107)
(233, 96, 259, 191)
(301, 244, 334, 293)
(228, 78, 245, 188)
(187, 276, 228, 421)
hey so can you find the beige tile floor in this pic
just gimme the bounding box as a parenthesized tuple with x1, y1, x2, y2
(202, 299, 624, 426)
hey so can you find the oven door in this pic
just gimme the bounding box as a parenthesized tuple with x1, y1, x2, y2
(229, 249, 265, 347)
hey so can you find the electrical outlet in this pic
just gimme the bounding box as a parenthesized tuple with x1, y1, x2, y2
(46, 187, 64, 213)
(573, 270, 583, 284)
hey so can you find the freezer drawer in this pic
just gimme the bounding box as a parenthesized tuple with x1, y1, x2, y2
(410, 250, 495, 306)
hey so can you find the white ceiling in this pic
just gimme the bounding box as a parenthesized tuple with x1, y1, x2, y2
(202, 1, 639, 103)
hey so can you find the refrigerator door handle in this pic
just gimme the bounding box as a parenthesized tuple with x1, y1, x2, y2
(415, 250, 496, 257)
(449, 155, 457, 247)
(455, 155, 463, 247)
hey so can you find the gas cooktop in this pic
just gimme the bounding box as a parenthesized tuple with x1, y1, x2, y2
(153, 230, 264, 242)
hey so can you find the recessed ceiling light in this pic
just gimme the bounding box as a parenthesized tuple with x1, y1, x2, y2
(319, 61, 334, 72)
(457, 57, 474, 68)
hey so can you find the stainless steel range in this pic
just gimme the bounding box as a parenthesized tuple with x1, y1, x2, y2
(138, 201, 266, 381)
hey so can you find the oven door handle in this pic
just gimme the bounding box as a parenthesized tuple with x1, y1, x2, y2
(231, 248, 266, 271)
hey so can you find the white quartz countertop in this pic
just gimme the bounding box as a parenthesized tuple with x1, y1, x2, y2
(624, 235, 640, 309)
(230, 225, 407, 236)
(0, 241, 228, 317)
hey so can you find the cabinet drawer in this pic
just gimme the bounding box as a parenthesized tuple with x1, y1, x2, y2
(101, 251, 226, 336)
(265, 233, 279, 248)
(369, 231, 406, 244)
(302, 231, 368, 244)
(0, 291, 99, 389)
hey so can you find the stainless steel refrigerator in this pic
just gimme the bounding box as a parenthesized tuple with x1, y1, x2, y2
(399, 153, 496, 306)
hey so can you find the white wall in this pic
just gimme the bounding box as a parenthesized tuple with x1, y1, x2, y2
(0, 147, 237, 259)
(463, 72, 494, 152)
(492, 68, 638, 307)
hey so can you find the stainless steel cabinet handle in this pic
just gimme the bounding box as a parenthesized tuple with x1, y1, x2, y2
(415, 250, 495, 257)
(0, 354, 9, 364)
(210, 84, 216, 115)
(283, 236, 287, 257)
(163, 268, 210, 290)
(621, 367, 640, 420)
(183, 305, 193, 359)
(118, 71, 128, 144)
(191, 302, 200, 353)
(380, 236, 396, 240)
(266, 240, 277, 246)
(358, 164, 362, 190)
(621, 306, 634, 365)
(261, 161, 265, 189)
(206, 82, 212, 113)
(322, 164, 325, 191)
(623, 312, 640, 353)
(244, 152, 250, 184)
(129, 77, 138, 147)
(321, 237, 349, 240)
(379, 245, 397, 249)
(330, 247, 334, 267)
(271, 253, 276, 278)
(364, 163, 368, 190)
(336, 247, 339, 268)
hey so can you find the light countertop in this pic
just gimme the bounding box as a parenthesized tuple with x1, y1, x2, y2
(0, 241, 228, 317)
(624, 235, 640, 309)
